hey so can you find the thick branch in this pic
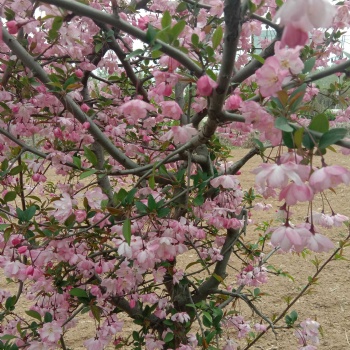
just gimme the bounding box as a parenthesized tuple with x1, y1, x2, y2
(2, 28, 138, 170)
(192, 226, 243, 303)
(38, 0, 204, 77)
(97, 23, 149, 102)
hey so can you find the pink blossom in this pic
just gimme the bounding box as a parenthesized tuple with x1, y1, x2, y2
(252, 162, 310, 190)
(255, 56, 288, 97)
(196, 75, 218, 96)
(75, 69, 84, 78)
(52, 193, 73, 223)
(210, 175, 239, 189)
(119, 100, 156, 125)
(295, 318, 320, 347)
(224, 95, 242, 110)
(270, 224, 311, 252)
(85, 187, 108, 210)
(274, 0, 336, 48)
(306, 232, 334, 252)
(309, 165, 350, 192)
(171, 312, 190, 323)
(159, 101, 183, 120)
(279, 183, 314, 205)
(6, 21, 19, 35)
(161, 125, 197, 144)
(38, 321, 62, 343)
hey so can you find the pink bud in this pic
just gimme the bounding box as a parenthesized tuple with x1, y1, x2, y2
(18, 246, 27, 254)
(26, 266, 34, 276)
(225, 95, 242, 110)
(81, 103, 90, 112)
(75, 210, 87, 223)
(129, 299, 136, 308)
(75, 69, 84, 78)
(95, 265, 102, 274)
(82, 122, 90, 129)
(6, 21, 19, 35)
(11, 106, 20, 113)
(53, 127, 63, 139)
(11, 237, 21, 246)
(32, 173, 41, 182)
(197, 75, 218, 96)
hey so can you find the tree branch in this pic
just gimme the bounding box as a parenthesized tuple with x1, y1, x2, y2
(38, 0, 204, 77)
(2, 27, 139, 170)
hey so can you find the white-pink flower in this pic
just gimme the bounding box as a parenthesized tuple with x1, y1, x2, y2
(159, 101, 183, 120)
(309, 165, 350, 193)
(161, 125, 197, 144)
(274, 0, 336, 47)
(119, 100, 156, 125)
(52, 193, 73, 223)
(85, 187, 108, 210)
(279, 183, 314, 205)
(171, 312, 190, 323)
(38, 321, 62, 344)
(210, 175, 240, 189)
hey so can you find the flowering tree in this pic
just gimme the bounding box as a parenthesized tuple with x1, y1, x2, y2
(1, 0, 350, 349)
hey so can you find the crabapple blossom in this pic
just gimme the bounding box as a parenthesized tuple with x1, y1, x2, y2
(274, 0, 336, 47)
(38, 321, 63, 344)
(52, 193, 73, 223)
(196, 75, 218, 96)
(85, 187, 108, 209)
(309, 165, 350, 192)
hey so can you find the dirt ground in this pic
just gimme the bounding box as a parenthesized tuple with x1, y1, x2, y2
(1, 147, 350, 349)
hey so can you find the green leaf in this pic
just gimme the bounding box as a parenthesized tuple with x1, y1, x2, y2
(318, 128, 347, 149)
(176, 2, 187, 12)
(9, 165, 23, 176)
(73, 156, 82, 169)
(25, 310, 42, 322)
(4, 192, 16, 203)
(17, 206, 36, 223)
(275, 117, 293, 132)
(149, 175, 155, 190)
(191, 34, 199, 47)
(294, 127, 304, 148)
(309, 114, 329, 133)
(193, 194, 204, 206)
(302, 57, 316, 74)
(1, 159, 8, 171)
(123, 218, 132, 245)
(164, 332, 174, 343)
(147, 195, 157, 211)
(212, 26, 223, 50)
(135, 201, 148, 214)
(252, 53, 265, 64)
(125, 49, 144, 61)
(44, 312, 53, 323)
(302, 133, 315, 150)
(171, 20, 186, 41)
(161, 11, 172, 29)
(5, 296, 16, 311)
(83, 146, 98, 167)
(69, 288, 88, 298)
(0, 224, 10, 230)
(80, 169, 97, 179)
(157, 208, 170, 218)
(90, 305, 101, 322)
(146, 25, 158, 45)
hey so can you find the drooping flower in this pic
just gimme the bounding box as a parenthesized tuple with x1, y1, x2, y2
(274, 0, 337, 47)
(309, 165, 350, 193)
(196, 75, 218, 96)
(210, 175, 240, 189)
